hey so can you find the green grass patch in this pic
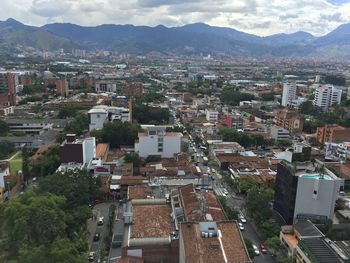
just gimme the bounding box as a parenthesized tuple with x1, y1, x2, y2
(9, 152, 23, 175)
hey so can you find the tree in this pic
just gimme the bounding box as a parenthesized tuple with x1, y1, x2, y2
(0, 119, 9, 136)
(245, 186, 274, 224)
(244, 238, 256, 259)
(265, 236, 281, 255)
(17, 238, 86, 263)
(220, 87, 255, 106)
(133, 104, 170, 124)
(63, 113, 88, 135)
(325, 75, 346, 86)
(31, 146, 60, 177)
(0, 140, 15, 159)
(37, 169, 101, 209)
(1, 192, 67, 257)
(145, 155, 162, 163)
(299, 101, 321, 116)
(22, 147, 30, 183)
(237, 177, 260, 193)
(96, 121, 140, 148)
(124, 153, 144, 168)
(259, 221, 280, 239)
(58, 105, 80, 119)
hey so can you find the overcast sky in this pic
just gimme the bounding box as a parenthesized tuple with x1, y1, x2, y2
(1, 0, 350, 36)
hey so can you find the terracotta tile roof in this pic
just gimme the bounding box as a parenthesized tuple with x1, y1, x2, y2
(179, 184, 202, 222)
(120, 176, 147, 186)
(216, 153, 270, 169)
(204, 192, 226, 221)
(131, 205, 173, 238)
(128, 186, 153, 200)
(118, 257, 144, 263)
(180, 221, 251, 263)
(96, 143, 109, 159)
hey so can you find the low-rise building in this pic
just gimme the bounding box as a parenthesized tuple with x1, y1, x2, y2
(270, 125, 290, 140)
(205, 109, 219, 122)
(59, 134, 96, 167)
(95, 80, 117, 93)
(275, 108, 304, 134)
(88, 105, 130, 131)
(135, 125, 182, 158)
(179, 221, 251, 263)
(274, 145, 344, 224)
(316, 125, 350, 144)
(5, 118, 69, 135)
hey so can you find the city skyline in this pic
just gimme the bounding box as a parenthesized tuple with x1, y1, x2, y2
(1, 0, 350, 36)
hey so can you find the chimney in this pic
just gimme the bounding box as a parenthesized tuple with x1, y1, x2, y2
(66, 134, 76, 143)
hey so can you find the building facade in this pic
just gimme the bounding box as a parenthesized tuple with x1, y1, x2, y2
(135, 125, 182, 158)
(281, 82, 297, 107)
(95, 80, 117, 93)
(313, 85, 342, 111)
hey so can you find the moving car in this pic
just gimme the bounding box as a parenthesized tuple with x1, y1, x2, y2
(223, 189, 229, 195)
(93, 233, 100, 241)
(252, 244, 260, 256)
(97, 216, 104, 226)
(260, 243, 267, 254)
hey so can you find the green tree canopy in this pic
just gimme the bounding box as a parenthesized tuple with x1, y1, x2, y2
(31, 145, 60, 177)
(1, 192, 66, 257)
(17, 238, 86, 263)
(220, 87, 255, 106)
(94, 120, 140, 148)
(133, 104, 170, 124)
(0, 140, 15, 159)
(244, 186, 274, 224)
(124, 152, 144, 168)
(37, 169, 101, 209)
(0, 119, 9, 136)
(58, 105, 80, 119)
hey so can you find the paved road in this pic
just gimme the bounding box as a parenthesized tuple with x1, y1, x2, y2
(109, 203, 124, 262)
(189, 138, 275, 263)
(90, 203, 111, 262)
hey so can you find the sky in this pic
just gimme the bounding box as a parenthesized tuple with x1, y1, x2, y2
(1, 0, 350, 36)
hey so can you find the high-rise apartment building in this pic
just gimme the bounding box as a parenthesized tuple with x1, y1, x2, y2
(0, 73, 16, 106)
(281, 82, 297, 107)
(313, 85, 342, 111)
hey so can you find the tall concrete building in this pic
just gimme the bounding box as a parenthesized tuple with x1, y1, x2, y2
(274, 144, 343, 224)
(55, 78, 69, 97)
(281, 82, 297, 107)
(0, 73, 16, 106)
(313, 85, 342, 111)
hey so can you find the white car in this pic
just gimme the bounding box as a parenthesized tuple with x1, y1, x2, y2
(238, 222, 245, 231)
(252, 244, 260, 255)
(239, 214, 247, 223)
(223, 189, 229, 195)
(97, 216, 104, 226)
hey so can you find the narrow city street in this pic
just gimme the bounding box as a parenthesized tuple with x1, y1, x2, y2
(191, 141, 276, 263)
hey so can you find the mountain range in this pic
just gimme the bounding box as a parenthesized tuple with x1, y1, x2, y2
(1, 18, 350, 59)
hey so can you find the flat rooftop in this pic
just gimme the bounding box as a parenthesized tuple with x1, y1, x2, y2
(299, 238, 342, 263)
(180, 221, 251, 263)
(131, 204, 173, 238)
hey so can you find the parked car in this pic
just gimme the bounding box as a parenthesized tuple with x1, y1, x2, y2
(260, 243, 267, 254)
(223, 189, 229, 195)
(239, 214, 247, 223)
(238, 222, 245, 231)
(252, 244, 260, 256)
(88, 252, 95, 262)
(93, 233, 100, 241)
(97, 217, 104, 226)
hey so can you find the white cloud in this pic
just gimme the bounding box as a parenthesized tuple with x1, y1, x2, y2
(1, 0, 350, 36)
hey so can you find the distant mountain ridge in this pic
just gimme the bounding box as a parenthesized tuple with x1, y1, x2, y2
(1, 18, 350, 59)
